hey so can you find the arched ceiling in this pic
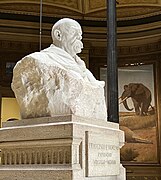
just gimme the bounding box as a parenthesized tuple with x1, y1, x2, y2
(0, 0, 161, 21)
(0, 0, 161, 50)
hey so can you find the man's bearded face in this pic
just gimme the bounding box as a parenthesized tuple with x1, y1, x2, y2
(62, 24, 83, 57)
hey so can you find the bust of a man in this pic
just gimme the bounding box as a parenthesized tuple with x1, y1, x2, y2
(12, 18, 107, 120)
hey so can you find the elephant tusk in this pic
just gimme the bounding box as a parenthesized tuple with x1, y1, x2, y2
(119, 97, 129, 105)
(118, 96, 121, 100)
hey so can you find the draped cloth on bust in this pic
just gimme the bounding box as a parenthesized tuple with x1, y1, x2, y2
(32, 44, 87, 79)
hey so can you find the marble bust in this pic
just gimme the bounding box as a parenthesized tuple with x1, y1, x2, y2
(11, 18, 107, 120)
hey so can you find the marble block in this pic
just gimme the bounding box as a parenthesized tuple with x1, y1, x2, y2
(11, 18, 107, 121)
(12, 59, 107, 120)
(0, 116, 126, 180)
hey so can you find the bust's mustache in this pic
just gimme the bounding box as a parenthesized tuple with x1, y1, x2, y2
(72, 40, 83, 52)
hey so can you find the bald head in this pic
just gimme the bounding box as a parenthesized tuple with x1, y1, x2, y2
(51, 18, 83, 57)
(51, 18, 80, 41)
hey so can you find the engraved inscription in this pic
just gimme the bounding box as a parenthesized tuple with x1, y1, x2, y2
(86, 132, 120, 177)
(89, 143, 118, 166)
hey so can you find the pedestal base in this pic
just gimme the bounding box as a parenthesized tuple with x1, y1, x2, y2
(0, 115, 126, 180)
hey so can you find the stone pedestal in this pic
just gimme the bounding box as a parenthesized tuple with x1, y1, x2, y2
(0, 115, 126, 180)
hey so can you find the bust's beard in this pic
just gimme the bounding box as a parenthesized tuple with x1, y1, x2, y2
(72, 40, 83, 54)
(62, 40, 83, 57)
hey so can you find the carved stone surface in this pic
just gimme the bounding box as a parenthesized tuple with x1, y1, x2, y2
(86, 132, 120, 176)
(0, 115, 126, 180)
(11, 18, 107, 120)
(1, 146, 71, 165)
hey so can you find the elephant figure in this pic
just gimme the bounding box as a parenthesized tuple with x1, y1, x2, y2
(120, 83, 152, 116)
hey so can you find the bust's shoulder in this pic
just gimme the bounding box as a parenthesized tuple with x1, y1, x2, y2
(14, 48, 67, 74)
(16, 48, 57, 66)
(25, 51, 49, 63)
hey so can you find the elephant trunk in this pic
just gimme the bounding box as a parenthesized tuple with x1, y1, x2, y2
(122, 98, 133, 111)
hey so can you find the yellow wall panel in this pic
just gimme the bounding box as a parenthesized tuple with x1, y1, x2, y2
(1, 98, 20, 123)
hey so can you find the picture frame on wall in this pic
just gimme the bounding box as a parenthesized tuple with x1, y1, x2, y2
(100, 63, 159, 164)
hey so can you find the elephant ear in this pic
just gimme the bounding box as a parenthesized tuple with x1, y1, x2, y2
(124, 85, 128, 90)
(128, 83, 137, 91)
(135, 83, 144, 95)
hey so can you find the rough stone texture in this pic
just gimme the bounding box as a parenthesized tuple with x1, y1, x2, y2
(0, 116, 126, 180)
(12, 55, 107, 120)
